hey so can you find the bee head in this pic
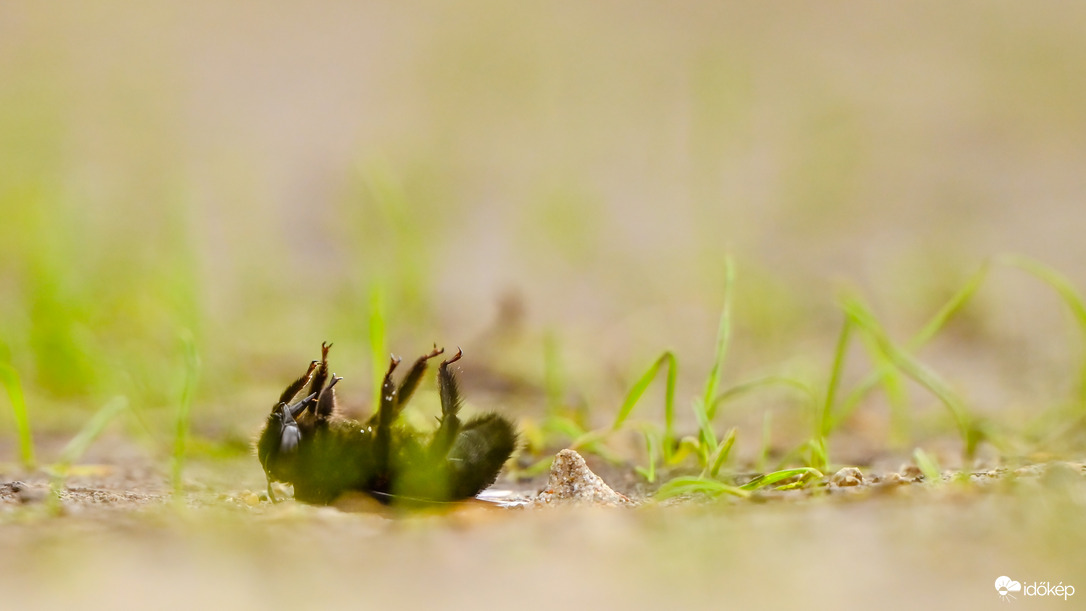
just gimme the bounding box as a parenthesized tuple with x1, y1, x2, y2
(257, 392, 315, 479)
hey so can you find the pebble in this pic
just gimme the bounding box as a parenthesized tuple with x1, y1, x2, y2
(1014, 464, 1047, 478)
(10, 481, 48, 505)
(878, 472, 904, 486)
(530, 449, 634, 507)
(831, 467, 863, 487)
(899, 464, 923, 480)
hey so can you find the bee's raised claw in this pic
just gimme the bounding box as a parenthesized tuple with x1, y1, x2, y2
(442, 347, 463, 366)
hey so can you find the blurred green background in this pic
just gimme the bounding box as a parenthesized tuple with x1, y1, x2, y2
(3, 1, 1086, 464)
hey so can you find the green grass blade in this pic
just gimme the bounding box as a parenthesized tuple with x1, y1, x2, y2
(368, 282, 387, 411)
(997, 254, 1086, 406)
(702, 255, 735, 422)
(663, 351, 677, 444)
(635, 426, 660, 483)
(812, 312, 853, 470)
(711, 375, 817, 416)
(547, 414, 589, 440)
(516, 456, 557, 478)
(612, 351, 677, 452)
(998, 255, 1086, 328)
(740, 467, 824, 491)
(543, 332, 565, 414)
(844, 297, 978, 457)
(911, 261, 992, 350)
(707, 427, 737, 479)
(821, 312, 853, 437)
(806, 438, 828, 472)
(831, 262, 989, 431)
(691, 398, 717, 467)
(55, 396, 129, 470)
(855, 324, 911, 447)
(568, 429, 607, 452)
(171, 330, 201, 495)
(670, 436, 703, 465)
(49, 395, 128, 513)
(912, 448, 943, 484)
(0, 363, 35, 469)
(653, 476, 750, 501)
(565, 420, 626, 463)
(757, 411, 772, 472)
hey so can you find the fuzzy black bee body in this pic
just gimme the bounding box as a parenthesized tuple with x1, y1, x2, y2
(258, 343, 517, 506)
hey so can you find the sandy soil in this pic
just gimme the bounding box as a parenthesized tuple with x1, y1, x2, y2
(3, 447, 1085, 611)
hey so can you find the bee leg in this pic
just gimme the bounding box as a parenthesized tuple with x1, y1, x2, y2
(278, 359, 318, 405)
(366, 345, 444, 429)
(303, 341, 333, 415)
(372, 355, 402, 483)
(446, 413, 517, 499)
(314, 374, 343, 422)
(394, 345, 445, 412)
(429, 348, 465, 460)
(267, 478, 278, 504)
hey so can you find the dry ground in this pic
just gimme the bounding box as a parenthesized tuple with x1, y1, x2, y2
(3, 443, 1086, 610)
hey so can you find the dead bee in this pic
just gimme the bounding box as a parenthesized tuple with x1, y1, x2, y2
(258, 342, 517, 506)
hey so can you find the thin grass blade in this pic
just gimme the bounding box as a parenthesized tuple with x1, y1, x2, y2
(831, 263, 989, 431)
(844, 298, 977, 456)
(855, 326, 911, 447)
(912, 448, 943, 484)
(368, 282, 387, 411)
(171, 329, 201, 495)
(0, 363, 35, 469)
(702, 255, 735, 422)
(757, 411, 772, 472)
(707, 427, 737, 479)
(711, 375, 817, 416)
(812, 312, 853, 470)
(612, 351, 677, 455)
(56, 396, 129, 471)
(635, 426, 661, 483)
(740, 467, 824, 491)
(998, 254, 1086, 407)
(653, 476, 750, 501)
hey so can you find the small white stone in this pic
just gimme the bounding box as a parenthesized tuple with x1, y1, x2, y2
(831, 467, 863, 487)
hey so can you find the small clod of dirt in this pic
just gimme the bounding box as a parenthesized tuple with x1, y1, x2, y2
(530, 449, 634, 507)
(876, 472, 904, 486)
(898, 464, 923, 481)
(3, 481, 49, 505)
(831, 467, 864, 487)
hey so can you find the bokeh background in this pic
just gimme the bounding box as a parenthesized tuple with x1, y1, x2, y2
(4, 1, 1086, 470)
(6, 3, 1086, 611)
